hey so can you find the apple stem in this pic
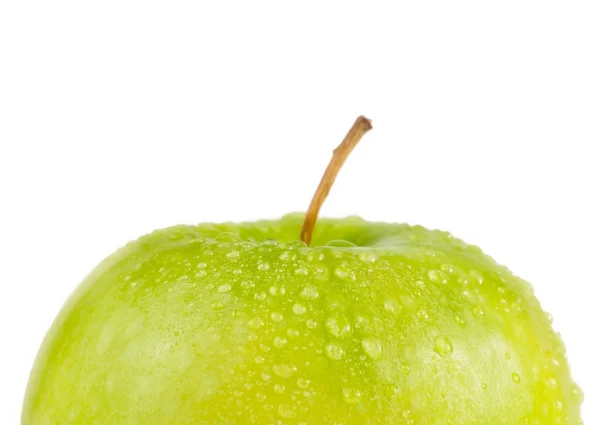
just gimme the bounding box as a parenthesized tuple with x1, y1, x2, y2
(300, 115, 373, 246)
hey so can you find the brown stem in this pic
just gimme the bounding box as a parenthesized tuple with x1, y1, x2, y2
(300, 115, 373, 246)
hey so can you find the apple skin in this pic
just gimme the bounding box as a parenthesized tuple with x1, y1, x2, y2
(23, 214, 583, 424)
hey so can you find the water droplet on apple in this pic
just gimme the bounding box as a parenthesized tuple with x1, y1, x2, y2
(273, 383, 286, 393)
(273, 363, 296, 378)
(454, 315, 465, 326)
(512, 373, 521, 384)
(383, 299, 397, 314)
(434, 335, 453, 356)
(241, 280, 254, 289)
(300, 286, 319, 300)
(401, 362, 411, 375)
(546, 377, 558, 390)
(273, 336, 288, 348)
(254, 291, 267, 301)
(306, 319, 318, 329)
(293, 303, 307, 315)
(361, 338, 383, 360)
(226, 250, 240, 259)
(472, 305, 485, 318)
(279, 251, 295, 261)
(270, 312, 284, 322)
(294, 267, 309, 276)
(269, 285, 285, 296)
(325, 343, 345, 360)
(417, 309, 429, 320)
(571, 383, 584, 404)
(428, 270, 448, 284)
(256, 392, 266, 402)
(248, 317, 265, 329)
(211, 301, 223, 310)
(342, 387, 362, 404)
(402, 409, 411, 418)
(286, 328, 299, 338)
(218, 284, 232, 293)
(257, 262, 270, 271)
(277, 404, 296, 418)
(254, 356, 265, 364)
(338, 264, 358, 281)
(325, 313, 352, 339)
(297, 377, 310, 388)
(327, 239, 356, 248)
(469, 270, 484, 284)
(359, 252, 378, 263)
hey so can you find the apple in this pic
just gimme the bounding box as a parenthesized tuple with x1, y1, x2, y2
(23, 117, 583, 424)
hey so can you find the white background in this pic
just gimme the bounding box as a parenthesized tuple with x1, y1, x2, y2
(1, 1, 598, 423)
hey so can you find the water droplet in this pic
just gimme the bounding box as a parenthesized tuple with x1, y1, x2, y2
(384, 299, 396, 314)
(325, 313, 352, 339)
(546, 312, 554, 323)
(256, 392, 266, 402)
(258, 262, 270, 271)
(226, 250, 240, 259)
(327, 239, 357, 248)
(342, 387, 362, 404)
(546, 377, 558, 390)
(294, 267, 309, 276)
(248, 317, 265, 329)
(273, 364, 295, 378)
(359, 252, 378, 263)
(469, 270, 484, 284)
(571, 383, 584, 404)
(402, 409, 411, 418)
(512, 373, 521, 384)
(286, 328, 299, 338)
(417, 309, 429, 320)
(361, 338, 383, 360)
(297, 378, 310, 389)
(269, 285, 285, 296)
(300, 286, 319, 300)
(273, 336, 288, 348)
(306, 319, 318, 329)
(434, 335, 453, 356)
(270, 312, 284, 322)
(481, 382, 488, 390)
(241, 280, 255, 289)
(504, 352, 512, 360)
(279, 251, 292, 261)
(277, 404, 296, 418)
(325, 343, 345, 360)
(197, 262, 207, 269)
(401, 362, 411, 375)
(254, 291, 267, 301)
(428, 270, 448, 284)
(293, 303, 307, 315)
(472, 305, 485, 318)
(211, 301, 223, 310)
(196, 270, 208, 278)
(334, 264, 356, 280)
(274, 383, 286, 393)
(218, 284, 232, 293)
(454, 315, 465, 326)
(254, 356, 265, 364)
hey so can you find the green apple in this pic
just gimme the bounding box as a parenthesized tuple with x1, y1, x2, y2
(22, 118, 583, 424)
